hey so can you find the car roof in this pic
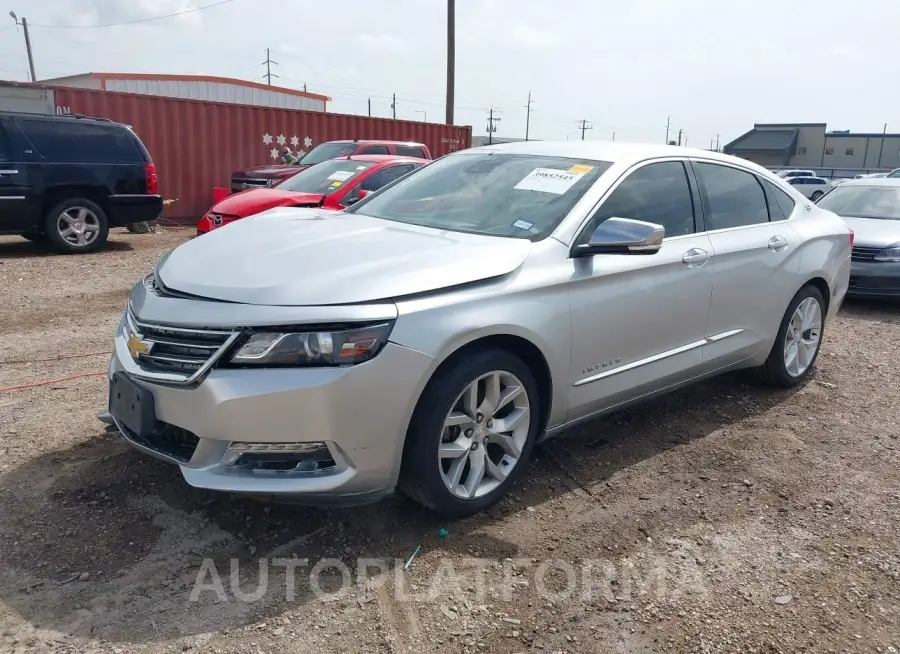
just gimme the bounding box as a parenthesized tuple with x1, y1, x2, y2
(828, 177, 900, 188)
(0, 109, 124, 128)
(329, 139, 428, 147)
(345, 154, 430, 164)
(466, 140, 774, 175)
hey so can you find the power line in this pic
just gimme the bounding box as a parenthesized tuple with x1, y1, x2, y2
(28, 0, 236, 28)
(486, 107, 502, 145)
(577, 119, 593, 140)
(261, 47, 278, 85)
(524, 91, 533, 141)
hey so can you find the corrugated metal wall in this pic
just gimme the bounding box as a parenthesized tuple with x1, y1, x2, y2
(51, 87, 472, 221)
(0, 82, 55, 114)
(103, 79, 326, 112)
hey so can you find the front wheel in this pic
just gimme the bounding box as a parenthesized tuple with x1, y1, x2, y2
(756, 285, 825, 387)
(399, 348, 541, 517)
(811, 190, 824, 201)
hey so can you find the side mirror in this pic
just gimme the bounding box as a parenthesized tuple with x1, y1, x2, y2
(343, 188, 368, 206)
(573, 217, 665, 257)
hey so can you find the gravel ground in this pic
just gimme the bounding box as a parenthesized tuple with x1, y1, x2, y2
(1, 229, 899, 654)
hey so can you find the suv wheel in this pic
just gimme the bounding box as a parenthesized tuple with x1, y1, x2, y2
(399, 348, 541, 517)
(44, 198, 109, 254)
(756, 285, 825, 387)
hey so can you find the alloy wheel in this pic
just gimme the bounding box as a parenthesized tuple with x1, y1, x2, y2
(783, 296, 822, 377)
(57, 206, 101, 247)
(438, 370, 531, 500)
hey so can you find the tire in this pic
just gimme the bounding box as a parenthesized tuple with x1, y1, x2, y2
(43, 197, 109, 254)
(755, 284, 826, 387)
(399, 348, 542, 518)
(811, 191, 823, 201)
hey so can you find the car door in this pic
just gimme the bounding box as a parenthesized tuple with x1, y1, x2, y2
(691, 160, 803, 368)
(567, 159, 715, 420)
(0, 117, 32, 233)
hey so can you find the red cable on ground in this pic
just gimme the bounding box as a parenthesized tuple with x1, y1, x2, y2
(0, 371, 106, 393)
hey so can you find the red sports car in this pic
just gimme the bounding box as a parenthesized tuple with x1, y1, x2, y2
(197, 155, 427, 235)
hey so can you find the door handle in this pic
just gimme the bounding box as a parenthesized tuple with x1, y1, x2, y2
(768, 235, 788, 252)
(682, 248, 710, 267)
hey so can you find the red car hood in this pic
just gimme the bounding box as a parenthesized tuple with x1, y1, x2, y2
(233, 163, 310, 179)
(213, 189, 325, 217)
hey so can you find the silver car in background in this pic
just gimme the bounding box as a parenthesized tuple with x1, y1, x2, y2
(815, 177, 900, 298)
(107, 142, 852, 517)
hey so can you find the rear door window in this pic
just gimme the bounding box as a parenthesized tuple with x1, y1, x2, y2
(361, 164, 417, 191)
(358, 145, 390, 155)
(16, 119, 142, 163)
(694, 162, 770, 230)
(395, 145, 426, 158)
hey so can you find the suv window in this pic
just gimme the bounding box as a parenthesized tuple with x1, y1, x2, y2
(358, 145, 390, 155)
(694, 162, 769, 230)
(18, 119, 141, 164)
(0, 123, 11, 161)
(395, 145, 426, 158)
(361, 164, 417, 191)
(591, 161, 696, 238)
(762, 180, 796, 221)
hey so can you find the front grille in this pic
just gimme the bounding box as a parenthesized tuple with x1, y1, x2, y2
(121, 421, 200, 463)
(851, 246, 883, 261)
(127, 312, 235, 377)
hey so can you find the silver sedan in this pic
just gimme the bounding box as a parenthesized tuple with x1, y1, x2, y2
(106, 142, 852, 517)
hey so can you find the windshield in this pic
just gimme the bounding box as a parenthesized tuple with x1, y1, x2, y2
(299, 142, 358, 166)
(816, 184, 900, 220)
(347, 152, 612, 240)
(275, 159, 375, 195)
(887, 169, 900, 178)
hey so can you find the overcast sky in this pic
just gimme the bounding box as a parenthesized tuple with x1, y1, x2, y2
(1, 0, 897, 147)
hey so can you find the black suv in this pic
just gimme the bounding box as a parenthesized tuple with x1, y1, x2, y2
(0, 111, 163, 253)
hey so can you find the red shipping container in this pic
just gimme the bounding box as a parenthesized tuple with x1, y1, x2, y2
(51, 87, 472, 221)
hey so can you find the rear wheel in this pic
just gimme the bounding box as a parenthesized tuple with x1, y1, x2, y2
(811, 190, 824, 201)
(44, 198, 109, 254)
(756, 285, 825, 387)
(399, 348, 541, 517)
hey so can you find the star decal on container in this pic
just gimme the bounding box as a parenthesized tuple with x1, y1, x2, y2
(270, 147, 279, 160)
(262, 133, 273, 145)
(290, 135, 299, 147)
(276, 134, 286, 146)
(297, 149, 306, 157)
(304, 136, 313, 148)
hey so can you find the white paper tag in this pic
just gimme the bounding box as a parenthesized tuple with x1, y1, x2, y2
(514, 168, 584, 195)
(327, 170, 354, 182)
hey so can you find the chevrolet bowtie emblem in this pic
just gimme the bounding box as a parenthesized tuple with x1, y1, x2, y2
(127, 333, 152, 359)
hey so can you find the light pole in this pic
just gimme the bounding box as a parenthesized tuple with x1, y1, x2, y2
(9, 11, 36, 82)
(445, 0, 455, 124)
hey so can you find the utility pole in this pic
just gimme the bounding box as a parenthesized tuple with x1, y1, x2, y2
(486, 107, 502, 145)
(577, 119, 593, 140)
(877, 123, 888, 168)
(612, 131, 616, 142)
(9, 12, 36, 82)
(445, 0, 455, 124)
(715, 133, 720, 151)
(261, 48, 278, 85)
(524, 91, 533, 141)
(665, 116, 671, 145)
(367, 98, 372, 117)
(677, 128, 683, 146)
(391, 93, 397, 119)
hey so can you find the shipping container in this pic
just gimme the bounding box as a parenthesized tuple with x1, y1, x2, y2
(49, 86, 472, 221)
(41, 73, 329, 112)
(0, 80, 55, 114)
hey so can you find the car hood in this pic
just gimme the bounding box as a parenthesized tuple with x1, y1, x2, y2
(213, 189, 324, 217)
(156, 207, 532, 306)
(841, 216, 900, 248)
(233, 164, 309, 178)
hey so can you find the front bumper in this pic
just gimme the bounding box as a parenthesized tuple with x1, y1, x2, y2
(847, 259, 900, 299)
(108, 324, 435, 504)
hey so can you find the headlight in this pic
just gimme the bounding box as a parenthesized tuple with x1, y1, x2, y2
(226, 323, 393, 367)
(874, 245, 900, 262)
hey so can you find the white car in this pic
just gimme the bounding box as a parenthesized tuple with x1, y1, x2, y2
(777, 169, 816, 180)
(785, 176, 830, 200)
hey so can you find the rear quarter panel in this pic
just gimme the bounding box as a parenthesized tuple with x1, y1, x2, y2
(792, 205, 852, 320)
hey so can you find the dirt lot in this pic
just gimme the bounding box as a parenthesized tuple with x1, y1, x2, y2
(0, 229, 899, 654)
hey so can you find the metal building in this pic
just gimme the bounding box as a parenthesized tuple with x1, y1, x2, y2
(38, 72, 330, 113)
(725, 122, 900, 174)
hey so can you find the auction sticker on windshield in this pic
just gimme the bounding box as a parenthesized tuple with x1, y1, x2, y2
(327, 170, 355, 182)
(514, 168, 585, 195)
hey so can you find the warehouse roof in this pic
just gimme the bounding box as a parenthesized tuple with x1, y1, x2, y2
(724, 128, 798, 153)
(39, 72, 332, 103)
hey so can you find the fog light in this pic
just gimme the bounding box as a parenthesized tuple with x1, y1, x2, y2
(222, 441, 335, 472)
